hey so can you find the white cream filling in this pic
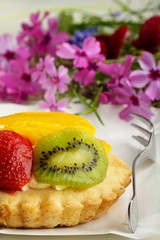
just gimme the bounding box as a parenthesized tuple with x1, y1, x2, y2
(22, 176, 66, 191)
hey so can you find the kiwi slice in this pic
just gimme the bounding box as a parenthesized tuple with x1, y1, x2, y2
(33, 128, 108, 188)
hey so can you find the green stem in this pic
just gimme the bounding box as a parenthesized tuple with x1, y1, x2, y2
(71, 19, 141, 29)
(113, 0, 144, 21)
(72, 89, 104, 125)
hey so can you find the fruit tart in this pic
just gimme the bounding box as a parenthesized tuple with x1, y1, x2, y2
(0, 112, 131, 228)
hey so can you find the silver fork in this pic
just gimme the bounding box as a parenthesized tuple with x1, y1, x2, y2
(128, 113, 156, 233)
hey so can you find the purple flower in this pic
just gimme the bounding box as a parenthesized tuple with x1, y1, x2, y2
(130, 51, 160, 101)
(112, 11, 121, 18)
(39, 89, 68, 112)
(57, 37, 105, 85)
(32, 56, 71, 93)
(69, 27, 97, 48)
(112, 86, 153, 121)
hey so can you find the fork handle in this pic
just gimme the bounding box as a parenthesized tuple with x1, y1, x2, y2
(128, 195, 138, 233)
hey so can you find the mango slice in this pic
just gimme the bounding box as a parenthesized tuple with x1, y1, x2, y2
(0, 112, 96, 145)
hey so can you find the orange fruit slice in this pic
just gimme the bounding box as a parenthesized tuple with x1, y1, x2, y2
(0, 112, 96, 145)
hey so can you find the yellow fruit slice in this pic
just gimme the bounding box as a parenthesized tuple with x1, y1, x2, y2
(0, 112, 96, 144)
(101, 140, 112, 154)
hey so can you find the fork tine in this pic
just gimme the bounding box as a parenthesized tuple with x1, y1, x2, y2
(131, 123, 150, 138)
(131, 113, 153, 129)
(132, 135, 148, 147)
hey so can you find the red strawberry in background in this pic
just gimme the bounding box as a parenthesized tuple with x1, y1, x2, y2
(0, 130, 33, 192)
(133, 16, 160, 53)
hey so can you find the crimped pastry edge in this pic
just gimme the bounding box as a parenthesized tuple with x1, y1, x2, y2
(0, 153, 131, 228)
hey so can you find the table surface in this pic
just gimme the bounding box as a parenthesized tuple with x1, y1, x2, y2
(0, 234, 160, 240)
(0, 235, 160, 240)
(0, 1, 159, 239)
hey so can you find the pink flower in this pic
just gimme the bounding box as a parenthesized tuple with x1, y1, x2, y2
(57, 36, 104, 66)
(17, 12, 45, 57)
(18, 12, 69, 58)
(130, 51, 160, 101)
(39, 89, 68, 112)
(57, 37, 105, 85)
(44, 65, 71, 93)
(112, 86, 153, 121)
(0, 34, 17, 69)
(98, 55, 135, 89)
(0, 58, 40, 103)
(74, 65, 97, 85)
(32, 56, 71, 93)
(43, 18, 69, 56)
(32, 56, 55, 83)
(0, 34, 31, 71)
(99, 91, 111, 104)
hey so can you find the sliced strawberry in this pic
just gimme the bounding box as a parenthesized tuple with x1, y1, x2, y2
(0, 130, 33, 192)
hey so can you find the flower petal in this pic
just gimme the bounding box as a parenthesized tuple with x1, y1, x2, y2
(51, 32, 69, 44)
(155, 81, 160, 100)
(0, 34, 14, 53)
(82, 37, 101, 56)
(138, 90, 151, 105)
(145, 81, 160, 101)
(123, 55, 135, 76)
(56, 43, 76, 59)
(57, 98, 69, 108)
(112, 86, 131, 104)
(39, 100, 50, 109)
(130, 70, 150, 88)
(57, 65, 68, 78)
(74, 68, 96, 85)
(138, 107, 153, 119)
(99, 92, 111, 104)
(73, 56, 88, 68)
(48, 18, 58, 32)
(44, 56, 56, 76)
(44, 88, 56, 103)
(98, 62, 116, 76)
(138, 51, 156, 70)
(119, 106, 132, 121)
(57, 65, 71, 86)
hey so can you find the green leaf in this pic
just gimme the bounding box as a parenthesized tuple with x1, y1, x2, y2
(58, 11, 74, 33)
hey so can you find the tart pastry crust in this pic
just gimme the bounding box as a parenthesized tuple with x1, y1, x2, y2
(0, 153, 131, 228)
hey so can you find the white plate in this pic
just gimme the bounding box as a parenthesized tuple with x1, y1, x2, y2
(0, 103, 160, 239)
